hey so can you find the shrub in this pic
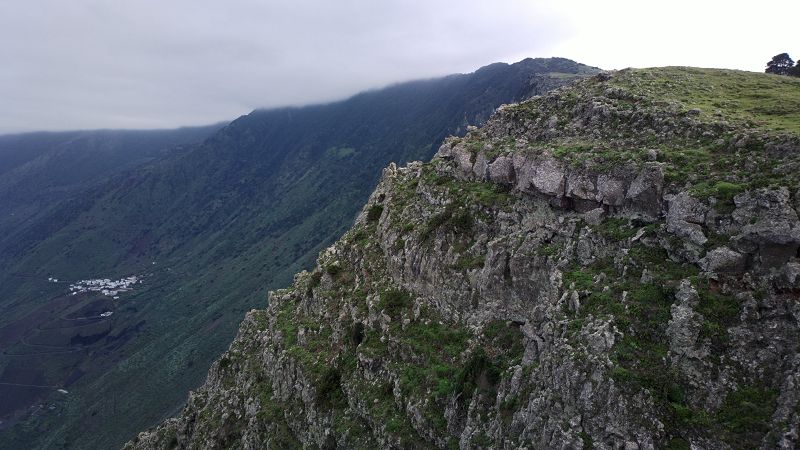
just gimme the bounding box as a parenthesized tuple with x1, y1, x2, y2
(367, 204, 384, 222)
(379, 289, 412, 319)
(325, 263, 341, 278)
(348, 322, 365, 346)
(718, 386, 778, 435)
(316, 367, 345, 408)
(451, 210, 473, 233)
(455, 348, 502, 400)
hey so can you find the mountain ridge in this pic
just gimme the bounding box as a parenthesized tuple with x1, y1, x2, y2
(0, 57, 599, 449)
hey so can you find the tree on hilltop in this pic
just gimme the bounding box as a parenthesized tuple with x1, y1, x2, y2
(766, 53, 796, 76)
(791, 61, 800, 77)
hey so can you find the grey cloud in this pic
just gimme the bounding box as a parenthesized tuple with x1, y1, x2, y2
(0, 0, 566, 133)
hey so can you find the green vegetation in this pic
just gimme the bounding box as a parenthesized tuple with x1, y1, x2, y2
(454, 348, 503, 400)
(594, 218, 638, 242)
(359, 380, 422, 447)
(718, 386, 778, 443)
(483, 320, 525, 364)
(378, 288, 413, 319)
(538, 242, 563, 256)
(396, 311, 470, 398)
(415, 169, 515, 243)
(325, 146, 357, 159)
(765, 53, 800, 77)
(579, 431, 595, 449)
(505, 67, 800, 212)
(695, 286, 740, 348)
(254, 385, 302, 449)
(561, 236, 776, 448)
(471, 432, 493, 447)
(421, 164, 514, 207)
(689, 181, 744, 213)
(455, 253, 485, 270)
(561, 245, 745, 443)
(420, 204, 473, 241)
(552, 143, 593, 160)
(316, 367, 346, 408)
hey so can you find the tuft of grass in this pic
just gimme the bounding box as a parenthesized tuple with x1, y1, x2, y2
(538, 243, 562, 256)
(420, 205, 473, 241)
(690, 181, 744, 213)
(455, 254, 485, 271)
(594, 217, 638, 242)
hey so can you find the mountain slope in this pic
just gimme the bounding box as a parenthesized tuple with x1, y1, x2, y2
(0, 58, 599, 449)
(0, 125, 225, 266)
(129, 68, 799, 449)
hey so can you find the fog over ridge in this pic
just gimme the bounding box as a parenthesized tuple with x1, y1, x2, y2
(1, 0, 796, 133)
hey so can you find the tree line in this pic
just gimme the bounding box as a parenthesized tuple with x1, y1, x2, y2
(766, 53, 800, 77)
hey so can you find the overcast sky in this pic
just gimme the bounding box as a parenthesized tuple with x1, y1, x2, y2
(1, 0, 797, 134)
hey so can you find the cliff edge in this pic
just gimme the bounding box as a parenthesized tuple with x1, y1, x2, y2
(127, 68, 800, 449)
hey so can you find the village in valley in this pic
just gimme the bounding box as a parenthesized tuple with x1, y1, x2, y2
(48, 275, 142, 299)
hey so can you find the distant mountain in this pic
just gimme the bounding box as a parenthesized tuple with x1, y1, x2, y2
(0, 125, 226, 267)
(0, 57, 599, 449)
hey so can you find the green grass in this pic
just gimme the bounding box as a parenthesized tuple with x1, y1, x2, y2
(695, 281, 741, 348)
(419, 204, 474, 241)
(610, 67, 800, 134)
(564, 252, 719, 443)
(316, 367, 346, 408)
(454, 348, 502, 400)
(421, 165, 513, 208)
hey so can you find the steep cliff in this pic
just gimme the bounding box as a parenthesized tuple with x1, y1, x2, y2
(128, 67, 800, 449)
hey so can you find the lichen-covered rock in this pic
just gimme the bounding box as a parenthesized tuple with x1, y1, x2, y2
(700, 246, 747, 273)
(517, 154, 566, 197)
(596, 173, 627, 207)
(732, 188, 800, 268)
(666, 281, 707, 363)
(487, 155, 515, 185)
(666, 192, 708, 245)
(625, 163, 664, 218)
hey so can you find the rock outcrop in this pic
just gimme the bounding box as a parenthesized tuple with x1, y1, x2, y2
(127, 68, 800, 449)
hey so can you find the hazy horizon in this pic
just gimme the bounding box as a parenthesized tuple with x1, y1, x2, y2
(2, 0, 797, 134)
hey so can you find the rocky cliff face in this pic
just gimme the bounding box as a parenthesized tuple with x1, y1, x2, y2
(127, 68, 800, 449)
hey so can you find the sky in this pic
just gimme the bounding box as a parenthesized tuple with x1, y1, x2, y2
(0, 0, 797, 134)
